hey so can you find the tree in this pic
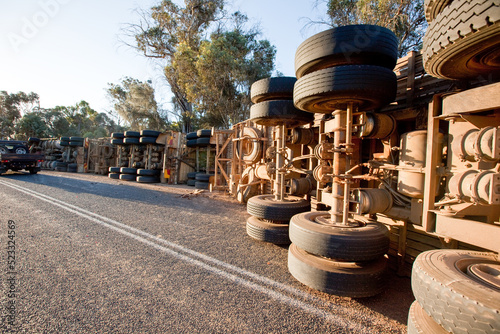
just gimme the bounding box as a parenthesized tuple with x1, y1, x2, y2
(41, 108, 70, 138)
(174, 13, 276, 128)
(0, 91, 39, 139)
(15, 111, 48, 139)
(107, 77, 166, 131)
(128, 1, 276, 130)
(127, 0, 225, 132)
(316, 0, 426, 56)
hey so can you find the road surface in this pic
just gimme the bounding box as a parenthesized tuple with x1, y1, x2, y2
(0, 171, 414, 333)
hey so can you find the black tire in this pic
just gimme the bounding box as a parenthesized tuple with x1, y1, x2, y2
(186, 132, 198, 140)
(111, 132, 124, 139)
(187, 171, 200, 179)
(120, 167, 137, 175)
(250, 100, 314, 127)
(111, 138, 123, 145)
(195, 173, 212, 182)
(139, 136, 157, 144)
(140, 130, 161, 137)
(69, 141, 84, 147)
(246, 216, 291, 245)
(28, 137, 40, 143)
(123, 137, 140, 145)
(196, 137, 211, 146)
(108, 173, 120, 179)
(250, 77, 296, 104)
(13, 145, 28, 154)
(288, 243, 388, 298)
(408, 301, 450, 334)
(424, 0, 453, 21)
(55, 162, 68, 168)
(412, 250, 500, 334)
(55, 167, 67, 172)
(137, 175, 160, 183)
(294, 65, 397, 113)
(108, 167, 121, 173)
(423, 0, 500, 79)
(60, 137, 70, 142)
(187, 179, 196, 186)
(295, 25, 399, 78)
(0, 146, 7, 154)
(197, 129, 212, 138)
(137, 169, 160, 176)
(69, 136, 84, 142)
(119, 174, 136, 181)
(195, 181, 210, 190)
(124, 131, 140, 138)
(29, 169, 38, 174)
(247, 195, 310, 222)
(289, 211, 389, 261)
(186, 139, 198, 147)
(60, 141, 69, 146)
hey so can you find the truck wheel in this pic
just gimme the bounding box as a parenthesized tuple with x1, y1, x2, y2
(288, 243, 388, 297)
(412, 250, 500, 334)
(186, 132, 198, 140)
(236, 127, 262, 165)
(0, 146, 7, 154)
(140, 130, 161, 137)
(250, 100, 314, 127)
(424, 0, 453, 21)
(294, 25, 399, 78)
(289, 211, 390, 261)
(13, 145, 28, 154)
(247, 195, 310, 222)
(124, 131, 140, 138)
(29, 169, 38, 174)
(123, 138, 140, 145)
(294, 65, 397, 113)
(137, 169, 160, 176)
(407, 301, 450, 334)
(423, 0, 500, 79)
(108, 173, 120, 179)
(119, 174, 136, 181)
(250, 77, 296, 103)
(136, 176, 160, 183)
(237, 167, 259, 204)
(120, 167, 137, 175)
(246, 216, 290, 245)
(197, 129, 212, 138)
(139, 136, 157, 144)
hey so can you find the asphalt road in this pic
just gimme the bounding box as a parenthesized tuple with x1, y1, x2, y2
(0, 171, 414, 333)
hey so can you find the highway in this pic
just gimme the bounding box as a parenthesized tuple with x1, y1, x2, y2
(0, 171, 413, 333)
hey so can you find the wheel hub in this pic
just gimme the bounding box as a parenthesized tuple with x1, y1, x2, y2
(315, 214, 362, 228)
(467, 263, 500, 291)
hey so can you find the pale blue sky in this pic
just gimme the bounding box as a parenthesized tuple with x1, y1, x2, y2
(0, 0, 327, 117)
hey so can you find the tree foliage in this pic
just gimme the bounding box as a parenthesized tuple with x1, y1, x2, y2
(107, 77, 166, 131)
(0, 91, 39, 139)
(1, 90, 120, 140)
(321, 0, 426, 56)
(174, 13, 276, 128)
(128, 0, 276, 130)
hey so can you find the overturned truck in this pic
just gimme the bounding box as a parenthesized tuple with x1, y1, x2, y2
(231, 3, 500, 332)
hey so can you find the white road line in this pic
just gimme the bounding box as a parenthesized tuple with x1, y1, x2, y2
(0, 179, 371, 332)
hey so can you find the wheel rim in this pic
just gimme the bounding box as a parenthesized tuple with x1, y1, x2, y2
(467, 263, 500, 290)
(0, 147, 7, 154)
(15, 147, 27, 154)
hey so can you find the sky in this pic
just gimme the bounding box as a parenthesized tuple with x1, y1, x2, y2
(0, 0, 328, 118)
